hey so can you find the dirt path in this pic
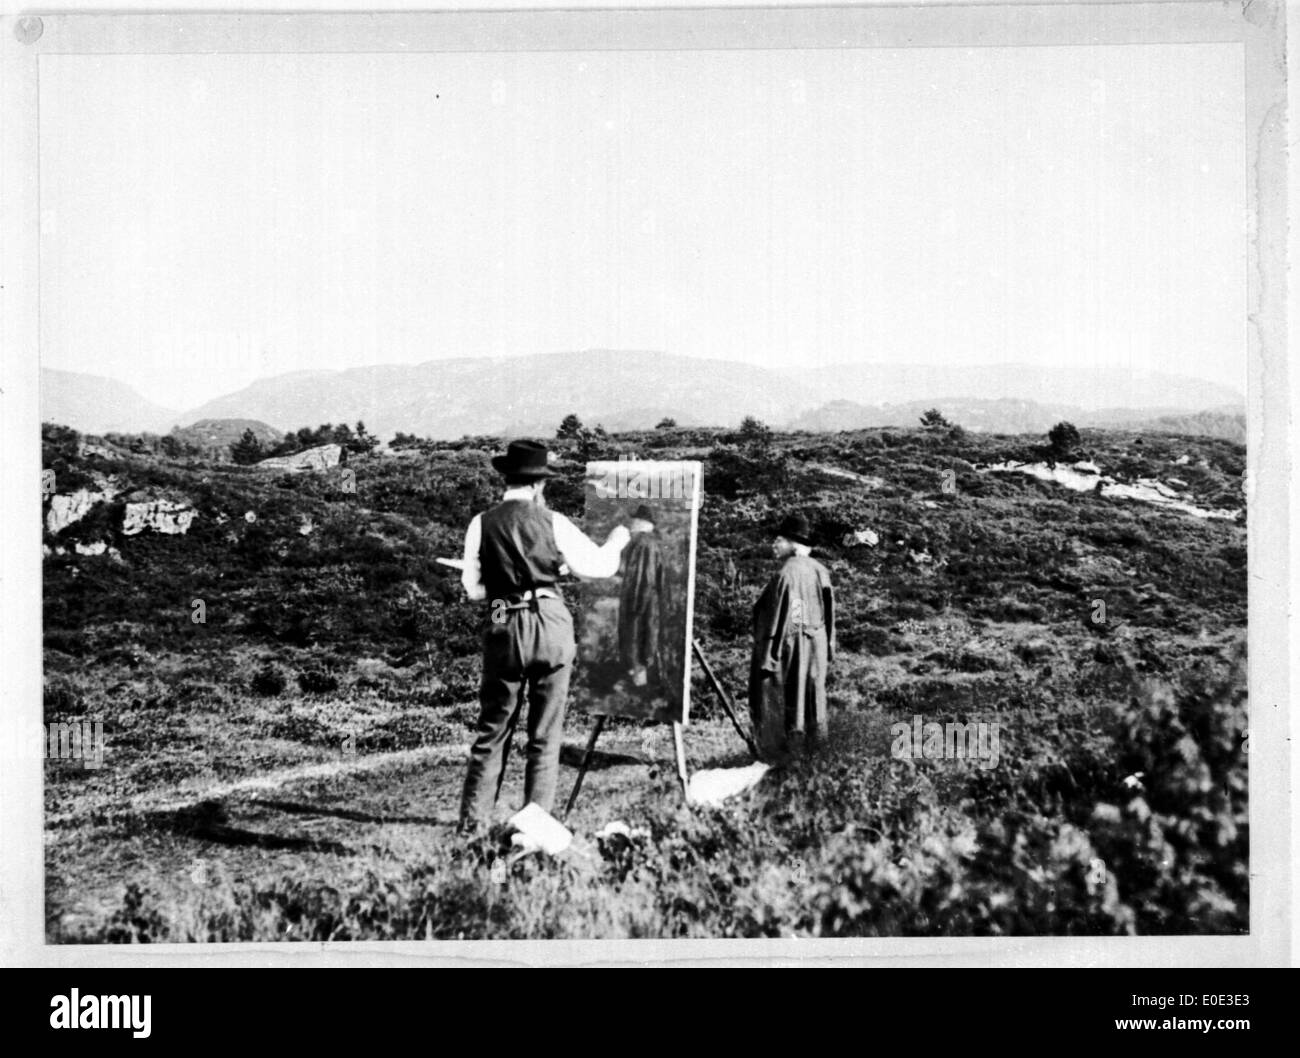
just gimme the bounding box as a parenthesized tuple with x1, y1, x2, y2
(44, 741, 473, 833)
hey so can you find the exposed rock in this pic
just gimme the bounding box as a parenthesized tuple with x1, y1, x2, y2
(77, 440, 124, 459)
(982, 461, 1239, 520)
(841, 528, 880, 548)
(810, 463, 885, 489)
(255, 443, 343, 473)
(71, 540, 124, 560)
(122, 500, 196, 536)
(46, 487, 116, 534)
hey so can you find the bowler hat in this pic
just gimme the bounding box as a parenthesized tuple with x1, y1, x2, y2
(631, 503, 656, 524)
(775, 512, 813, 545)
(491, 439, 556, 479)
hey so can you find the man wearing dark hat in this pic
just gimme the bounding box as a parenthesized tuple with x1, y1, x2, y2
(749, 512, 836, 761)
(617, 504, 666, 690)
(458, 439, 630, 831)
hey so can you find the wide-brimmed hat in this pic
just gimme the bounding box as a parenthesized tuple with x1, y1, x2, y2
(775, 512, 813, 545)
(631, 504, 657, 524)
(491, 439, 556, 479)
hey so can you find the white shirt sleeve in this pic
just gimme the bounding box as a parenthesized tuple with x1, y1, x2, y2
(551, 512, 630, 580)
(460, 514, 486, 601)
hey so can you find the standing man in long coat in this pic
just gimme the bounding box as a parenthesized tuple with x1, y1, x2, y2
(458, 440, 629, 833)
(617, 504, 665, 690)
(749, 512, 835, 761)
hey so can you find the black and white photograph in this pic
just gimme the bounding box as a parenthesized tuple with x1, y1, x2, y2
(1, 1, 1292, 965)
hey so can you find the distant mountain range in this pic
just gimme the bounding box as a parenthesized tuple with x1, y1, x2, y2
(802, 362, 1241, 412)
(40, 352, 1245, 441)
(171, 351, 798, 441)
(40, 368, 179, 436)
(792, 397, 1247, 442)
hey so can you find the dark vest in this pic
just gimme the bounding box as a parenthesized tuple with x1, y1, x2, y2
(478, 499, 564, 600)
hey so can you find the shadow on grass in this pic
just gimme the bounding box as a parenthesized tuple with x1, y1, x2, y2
(558, 744, 644, 770)
(140, 799, 354, 855)
(252, 798, 446, 828)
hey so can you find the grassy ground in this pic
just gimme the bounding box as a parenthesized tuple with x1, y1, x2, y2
(42, 421, 1248, 939)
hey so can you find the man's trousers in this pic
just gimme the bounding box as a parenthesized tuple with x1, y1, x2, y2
(459, 596, 575, 826)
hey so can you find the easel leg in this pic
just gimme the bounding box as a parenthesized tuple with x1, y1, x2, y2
(692, 638, 761, 760)
(563, 714, 606, 821)
(672, 721, 689, 802)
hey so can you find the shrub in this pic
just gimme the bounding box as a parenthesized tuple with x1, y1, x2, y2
(1047, 421, 1081, 460)
(738, 416, 772, 444)
(250, 665, 287, 697)
(229, 429, 265, 466)
(297, 668, 340, 695)
(1087, 647, 1248, 933)
(556, 413, 584, 440)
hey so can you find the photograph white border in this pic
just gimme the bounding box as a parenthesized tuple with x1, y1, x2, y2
(0, 0, 1290, 967)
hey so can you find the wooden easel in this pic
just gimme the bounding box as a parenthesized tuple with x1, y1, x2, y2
(562, 638, 759, 820)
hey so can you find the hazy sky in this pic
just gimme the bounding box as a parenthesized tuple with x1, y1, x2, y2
(39, 44, 1245, 410)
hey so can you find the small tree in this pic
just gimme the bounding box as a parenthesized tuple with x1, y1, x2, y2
(557, 413, 584, 441)
(738, 415, 771, 444)
(575, 424, 609, 462)
(919, 407, 951, 429)
(656, 417, 678, 429)
(1048, 421, 1082, 460)
(345, 420, 379, 455)
(230, 428, 264, 465)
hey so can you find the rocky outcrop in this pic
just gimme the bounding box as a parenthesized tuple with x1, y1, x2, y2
(255, 444, 343, 473)
(122, 500, 196, 536)
(73, 540, 123, 560)
(77, 440, 125, 460)
(981, 461, 1240, 521)
(46, 487, 117, 535)
(841, 528, 880, 548)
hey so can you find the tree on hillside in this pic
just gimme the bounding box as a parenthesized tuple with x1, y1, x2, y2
(738, 415, 771, 444)
(42, 422, 81, 461)
(1048, 421, 1082, 460)
(557, 413, 584, 440)
(919, 407, 951, 430)
(334, 420, 379, 455)
(391, 431, 432, 451)
(656, 417, 678, 429)
(230, 428, 265, 465)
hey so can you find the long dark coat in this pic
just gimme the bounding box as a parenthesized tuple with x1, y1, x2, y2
(749, 554, 835, 757)
(618, 530, 665, 677)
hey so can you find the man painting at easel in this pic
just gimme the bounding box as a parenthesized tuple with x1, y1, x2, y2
(457, 440, 630, 834)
